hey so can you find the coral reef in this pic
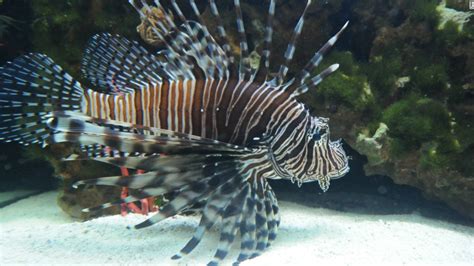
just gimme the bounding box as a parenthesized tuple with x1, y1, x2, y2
(0, 0, 473, 220)
(356, 123, 390, 167)
(299, 0, 474, 219)
(437, 1, 473, 31)
(136, 5, 174, 47)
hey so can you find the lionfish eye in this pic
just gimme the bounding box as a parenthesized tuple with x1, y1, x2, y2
(313, 128, 326, 141)
(312, 132, 321, 141)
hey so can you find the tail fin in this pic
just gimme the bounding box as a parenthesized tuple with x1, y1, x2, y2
(0, 53, 83, 146)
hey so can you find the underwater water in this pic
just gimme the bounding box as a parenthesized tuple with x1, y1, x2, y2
(1, 0, 473, 265)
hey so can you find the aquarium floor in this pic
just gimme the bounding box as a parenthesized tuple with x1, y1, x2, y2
(0, 191, 473, 265)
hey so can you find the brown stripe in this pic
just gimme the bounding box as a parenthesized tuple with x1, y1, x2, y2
(206, 79, 218, 138)
(127, 93, 133, 123)
(216, 78, 239, 142)
(169, 81, 176, 131)
(192, 79, 204, 137)
(135, 90, 143, 125)
(184, 80, 192, 134)
(247, 91, 289, 140)
(177, 79, 184, 133)
(108, 94, 115, 120)
(116, 95, 123, 121)
(160, 80, 169, 129)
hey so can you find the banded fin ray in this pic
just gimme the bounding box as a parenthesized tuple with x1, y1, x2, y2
(172, 176, 246, 258)
(233, 0, 251, 80)
(78, 156, 242, 213)
(122, 0, 349, 100)
(82, 33, 174, 93)
(287, 21, 349, 96)
(0, 53, 83, 145)
(254, 0, 276, 83)
(92, 154, 236, 172)
(169, 21, 230, 79)
(162, 157, 279, 265)
(47, 114, 250, 155)
(208, 0, 235, 64)
(275, 0, 312, 85)
(129, 0, 230, 80)
(134, 161, 245, 229)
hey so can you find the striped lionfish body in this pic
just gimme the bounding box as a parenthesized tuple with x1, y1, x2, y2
(0, 0, 350, 264)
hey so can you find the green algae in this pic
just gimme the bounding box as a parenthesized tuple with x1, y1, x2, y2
(409, 63, 449, 97)
(364, 51, 403, 101)
(405, 0, 440, 26)
(382, 96, 451, 153)
(314, 51, 376, 113)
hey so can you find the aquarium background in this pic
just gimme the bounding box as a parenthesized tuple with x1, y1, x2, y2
(0, 0, 473, 226)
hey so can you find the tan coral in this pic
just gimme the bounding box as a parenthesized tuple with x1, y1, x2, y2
(136, 6, 173, 47)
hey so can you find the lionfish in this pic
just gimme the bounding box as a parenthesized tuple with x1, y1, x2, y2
(0, 0, 349, 264)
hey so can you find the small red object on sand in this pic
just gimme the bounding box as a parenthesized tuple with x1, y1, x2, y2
(120, 167, 158, 216)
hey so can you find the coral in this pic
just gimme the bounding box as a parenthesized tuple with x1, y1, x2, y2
(351, 0, 474, 217)
(364, 51, 403, 102)
(437, 0, 473, 31)
(404, 0, 440, 25)
(382, 97, 451, 152)
(409, 63, 449, 97)
(313, 51, 375, 112)
(24, 143, 123, 219)
(136, 5, 173, 47)
(435, 20, 465, 47)
(356, 123, 391, 166)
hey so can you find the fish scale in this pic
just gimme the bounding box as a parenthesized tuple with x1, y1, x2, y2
(0, 0, 350, 264)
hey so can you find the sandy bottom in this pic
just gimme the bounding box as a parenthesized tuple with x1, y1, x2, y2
(0, 191, 473, 265)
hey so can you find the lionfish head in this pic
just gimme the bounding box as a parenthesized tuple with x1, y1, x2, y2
(291, 116, 350, 191)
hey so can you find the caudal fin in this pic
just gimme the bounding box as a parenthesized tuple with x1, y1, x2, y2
(0, 53, 83, 145)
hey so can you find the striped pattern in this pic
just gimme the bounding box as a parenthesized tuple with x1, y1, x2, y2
(0, 1, 351, 265)
(276, 0, 312, 85)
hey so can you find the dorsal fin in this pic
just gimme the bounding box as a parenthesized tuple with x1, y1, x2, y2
(208, 0, 235, 64)
(123, 1, 348, 98)
(82, 33, 174, 93)
(275, 0, 312, 85)
(254, 0, 276, 83)
(129, 0, 230, 80)
(233, 0, 252, 80)
(286, 21, 349, 96)
(292, 63, 340, 96)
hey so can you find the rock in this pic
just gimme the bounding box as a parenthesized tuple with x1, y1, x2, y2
(58, 185, 121, 220)
(355, 123, 391, 167)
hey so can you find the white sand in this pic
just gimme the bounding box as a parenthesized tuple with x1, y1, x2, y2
(0, 189, 41, 207)
(0, 191, 473, 265)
